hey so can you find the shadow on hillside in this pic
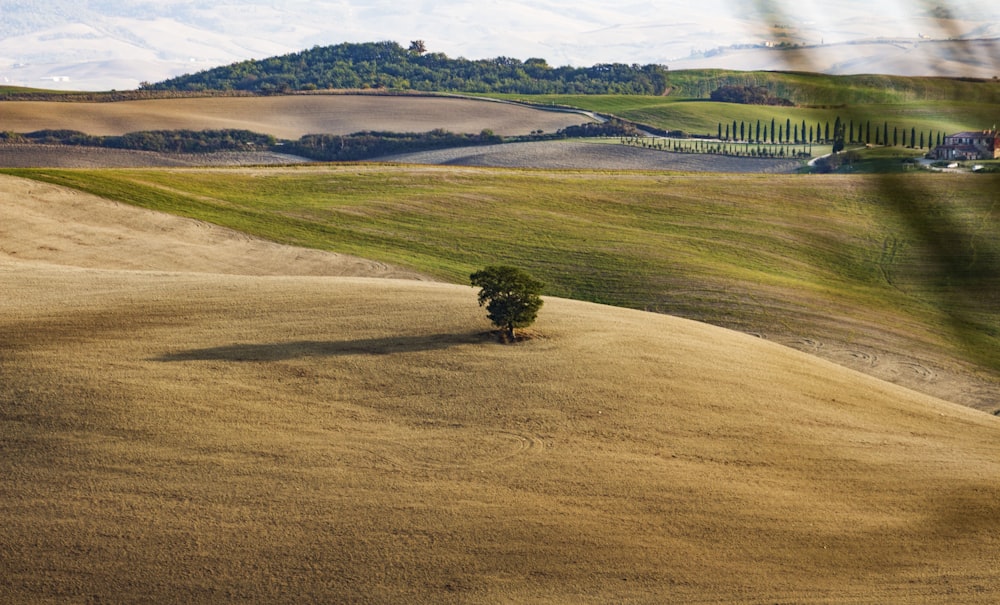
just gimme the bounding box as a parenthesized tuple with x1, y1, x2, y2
(153, 332, 482, 362)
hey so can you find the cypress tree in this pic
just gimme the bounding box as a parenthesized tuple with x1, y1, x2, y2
(911, 127, 916, 148)
(866, 121, 871, 144)
(755, 120, 761, 143)
(786, 118, 791, 143)
(894, 127, 898, 146)
(883, 122, 889, 147)
(771, 118, 776, 143)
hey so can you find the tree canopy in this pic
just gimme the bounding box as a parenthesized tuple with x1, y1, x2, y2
(146, 41, 670, 95)
(470, 266, 544, 341)
(709, 85, 793, 106)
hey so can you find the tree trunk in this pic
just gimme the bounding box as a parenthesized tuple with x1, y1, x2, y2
(506, 324, 516, 342)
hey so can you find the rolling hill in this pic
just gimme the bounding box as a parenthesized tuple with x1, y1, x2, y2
(7, 166, 996, 414)
(0, 94, 593, 140)
(2, 174, 999, 603)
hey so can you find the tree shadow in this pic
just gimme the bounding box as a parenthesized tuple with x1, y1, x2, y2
(153, 332, 484, 362)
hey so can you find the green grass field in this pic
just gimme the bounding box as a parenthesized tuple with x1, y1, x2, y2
(6, 166, 997, 381)
(516, 96, 995, 140)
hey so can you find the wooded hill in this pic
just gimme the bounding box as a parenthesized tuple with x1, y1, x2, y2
(146, 41, 670, 95)
(141, 40, 1000, 107)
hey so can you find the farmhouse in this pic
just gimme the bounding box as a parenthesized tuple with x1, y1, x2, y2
(928, 129, 999, 160)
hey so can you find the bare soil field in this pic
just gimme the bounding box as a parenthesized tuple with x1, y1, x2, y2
(0, 95, 593, 139)
(378, 139, 804, 172)
(2, 174, 1000, 603)
(0, 140, 805, 172)
(0, 144, 312, 168)
(0, 94, 804, 172)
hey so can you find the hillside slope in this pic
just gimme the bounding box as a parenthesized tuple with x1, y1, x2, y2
(0, 95, 592, 139)
(0, 175, 422, 278)
(10, 167, 994, 413)
(2, 180, 999, 603)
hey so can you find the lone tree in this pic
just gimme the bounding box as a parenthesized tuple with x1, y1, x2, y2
(470, 266, 544, 341)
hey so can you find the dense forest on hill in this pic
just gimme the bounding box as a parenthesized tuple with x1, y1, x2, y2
(146, 41, 670, 95)
(139, 40, 1000, 106)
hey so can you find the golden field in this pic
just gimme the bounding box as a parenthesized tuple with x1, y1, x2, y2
(2, 175, 999, 603)
(0, 95, 591, 139)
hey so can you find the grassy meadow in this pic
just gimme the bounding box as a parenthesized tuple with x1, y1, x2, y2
(498, 71, 1000, 136)
(4, 166, 997, 409)
(510, 95, 999, 140)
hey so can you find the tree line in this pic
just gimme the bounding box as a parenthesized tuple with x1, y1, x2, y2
(144, 41, 670, 95)
(3, 129, 276, 153)
(716, 117, 945, 150)
(0, 119, 637, 161)
(709, 85, 793, 106)
(284, 129, 503, 161)
(620, 136, 813, 160)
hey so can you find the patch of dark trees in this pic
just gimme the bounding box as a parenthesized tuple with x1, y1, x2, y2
(277, 119, 639, 161)
(284, 129, 504, 162)
(0, 119, 639, 161)
(6, 129, 276, 153)
(555, 119, 639, 138)
(709, 85, 793, 106)
(144, 41, 670, 95)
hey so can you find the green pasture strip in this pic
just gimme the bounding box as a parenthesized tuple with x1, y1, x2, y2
(490, 70, 1000, 107)
(4, 166, 997, 370)
(622, 101, 994, 138)
(497, 94, 997, 139)
(623, 70, 999, 105)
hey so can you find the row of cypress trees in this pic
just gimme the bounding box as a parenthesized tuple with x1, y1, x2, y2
(717, 117, 944, 149)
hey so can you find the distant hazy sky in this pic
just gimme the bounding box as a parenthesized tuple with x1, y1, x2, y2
(0, 0, 997, 89)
